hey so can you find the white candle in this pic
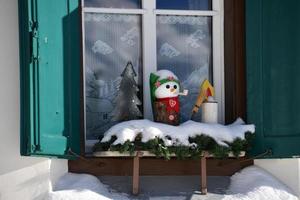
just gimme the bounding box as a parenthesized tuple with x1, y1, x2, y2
(202, 97, 218, 123)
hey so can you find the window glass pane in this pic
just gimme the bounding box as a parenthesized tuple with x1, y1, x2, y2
(84, 0, 141, 8)
(157, 15, 212, 122)
(156, 0, 212, 10)
(84, 13, 143, 141)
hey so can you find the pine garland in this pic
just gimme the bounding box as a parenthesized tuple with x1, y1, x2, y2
(93, 133, 254, 160)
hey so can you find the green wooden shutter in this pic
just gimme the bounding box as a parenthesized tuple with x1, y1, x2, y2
(246, 0, 300, 158)
(19, 0, 81, 158)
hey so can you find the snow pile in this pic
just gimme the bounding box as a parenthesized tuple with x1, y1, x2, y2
(101, 118, 255, 146)
(223, 166, 298, 200)
(48, 167, 298, 200)
(47, 173, 130, 200)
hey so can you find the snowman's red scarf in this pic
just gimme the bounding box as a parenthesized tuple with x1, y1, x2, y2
(156, 97, 180, 113)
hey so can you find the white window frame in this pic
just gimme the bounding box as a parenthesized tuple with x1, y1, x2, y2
(82, 0, 225, 150)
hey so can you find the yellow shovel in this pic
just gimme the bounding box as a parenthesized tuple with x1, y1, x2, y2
(191, 79, 215, 119)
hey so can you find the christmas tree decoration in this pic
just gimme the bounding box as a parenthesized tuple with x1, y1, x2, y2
(111, 62, 143, 121)
(150, 70, 188, 125)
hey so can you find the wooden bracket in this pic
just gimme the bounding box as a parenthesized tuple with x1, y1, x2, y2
(132, 151, 143, 195)
(201, 151, 208, 194)
(91, 150, 246, 195)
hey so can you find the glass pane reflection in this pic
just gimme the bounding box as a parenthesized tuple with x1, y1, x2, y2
(157, 0, 212, 10)
(84, 0, 141, 8)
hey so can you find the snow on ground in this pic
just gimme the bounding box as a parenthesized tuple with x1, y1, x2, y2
(101, 118, 255, 146)
(47, 173, 131, 200)
(224, 166, 298, 200)
(48, 166, 298, 200)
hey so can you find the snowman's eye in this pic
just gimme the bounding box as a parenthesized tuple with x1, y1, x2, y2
(166, 85, 170, 89)
(174, 85, 177, 89)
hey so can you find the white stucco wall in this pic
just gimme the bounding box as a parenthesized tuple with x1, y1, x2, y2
(0, 0, 68, 200)
(255, 159, 300, 198)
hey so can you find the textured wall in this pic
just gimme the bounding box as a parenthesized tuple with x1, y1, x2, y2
(0, 0, 67, 199)
(255, 159, 300, 198)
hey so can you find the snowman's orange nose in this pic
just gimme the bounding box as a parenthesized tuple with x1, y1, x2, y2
(170, 88, 175, 92)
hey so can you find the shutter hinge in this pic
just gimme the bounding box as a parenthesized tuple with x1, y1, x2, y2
(29, 22, 40, 153)
(32, 144, 41, 152)
(30, 20, 38, 31)
(29, 20, 39, 62)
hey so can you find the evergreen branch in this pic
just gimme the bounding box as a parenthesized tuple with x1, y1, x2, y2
(93, 132, 254, 160)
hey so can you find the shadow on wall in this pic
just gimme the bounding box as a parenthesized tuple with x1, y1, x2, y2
(0, 159, 67, 200)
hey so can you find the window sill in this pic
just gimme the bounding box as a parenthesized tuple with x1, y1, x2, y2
(93, 150, 245, 158)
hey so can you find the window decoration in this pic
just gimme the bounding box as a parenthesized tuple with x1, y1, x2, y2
(120, 27, 139, 46)
(159, 43, 181, 58)
(157, 15, 208, 26)
(111, 62, 143, 121)
(157, 15, 212, 122)
(150, 70, 188, 126)
(85, 13, 139, 23)
(84, 13, 143, 140)
(92, 40, 113, 55)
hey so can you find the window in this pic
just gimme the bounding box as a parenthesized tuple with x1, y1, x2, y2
(18, 0, 300, 160)
(82, 0, 224, 152)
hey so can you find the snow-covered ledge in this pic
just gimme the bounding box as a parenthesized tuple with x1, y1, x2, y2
(94, 118, 254, 159)
(93, 150, 246, 157)
(100, 118, 254, 146)
(254, 158, 300, 198)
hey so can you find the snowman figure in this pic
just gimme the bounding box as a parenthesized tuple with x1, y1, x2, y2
(150, 70, 188, 125)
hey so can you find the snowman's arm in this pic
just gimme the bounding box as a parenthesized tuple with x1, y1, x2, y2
(179, 89, 188, 96)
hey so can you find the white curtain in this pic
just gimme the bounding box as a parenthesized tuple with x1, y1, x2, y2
(157, 15, 212, 122)
(84, 13, 143, 140)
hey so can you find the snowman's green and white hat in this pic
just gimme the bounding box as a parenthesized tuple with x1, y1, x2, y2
(149, 70, 180, 102)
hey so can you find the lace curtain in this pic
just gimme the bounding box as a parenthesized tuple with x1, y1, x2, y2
(157, 15, 212, 122)
(84, 13, 143, 140)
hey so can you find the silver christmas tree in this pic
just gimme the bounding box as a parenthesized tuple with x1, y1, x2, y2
(111, 62, 142, 121)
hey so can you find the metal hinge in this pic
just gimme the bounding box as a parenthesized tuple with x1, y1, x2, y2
(30, 20, 38, 31)
(29, 20, 39, 62)
(29, 20, 40, 152)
